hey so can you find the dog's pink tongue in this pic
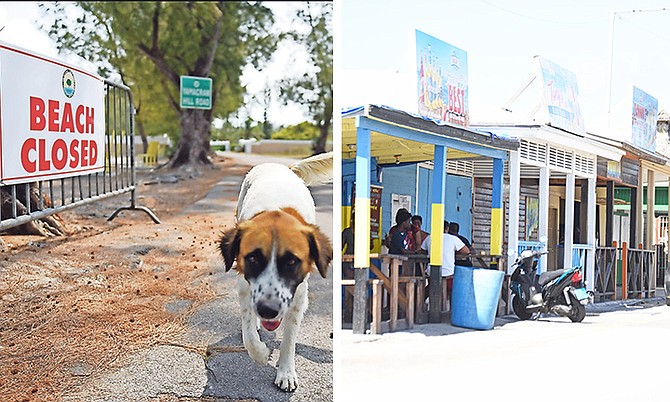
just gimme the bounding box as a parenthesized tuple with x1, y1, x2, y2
(261, 319, 281, 331)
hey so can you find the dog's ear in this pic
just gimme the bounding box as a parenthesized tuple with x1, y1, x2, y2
(307, 226, 333, 278)
(219, 226, 242, 272)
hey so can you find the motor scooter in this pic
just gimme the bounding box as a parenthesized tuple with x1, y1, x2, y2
(509, 245, 591, 322)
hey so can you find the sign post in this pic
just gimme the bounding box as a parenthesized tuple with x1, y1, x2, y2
(180, 76, 212, 110)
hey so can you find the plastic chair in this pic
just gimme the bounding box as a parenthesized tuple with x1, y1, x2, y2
(138, 141, 159, 167)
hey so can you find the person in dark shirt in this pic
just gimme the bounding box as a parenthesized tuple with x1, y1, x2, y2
(449, 222, 473, 266)
(388, 208, 413, 255)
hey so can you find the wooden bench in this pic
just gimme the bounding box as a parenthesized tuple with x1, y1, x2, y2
(342, 276, 419, 334)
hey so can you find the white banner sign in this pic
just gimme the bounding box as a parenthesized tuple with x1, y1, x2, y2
(0, 42, 105, 185)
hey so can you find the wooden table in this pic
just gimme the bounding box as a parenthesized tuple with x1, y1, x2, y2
(469, 253, 505, 269)
(344, 253, 512, 331)
(344, 253, 429, 332)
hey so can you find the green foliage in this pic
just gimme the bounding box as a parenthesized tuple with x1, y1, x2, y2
(38, 1, 278, 165)
(271, 121, 318, 140)
(211, 120, 265, 143)
(278, 2, 333, 153)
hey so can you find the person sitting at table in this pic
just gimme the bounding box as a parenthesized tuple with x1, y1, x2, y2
(448, 221, 473, 267)
(411, 215, 430, 253)
(386, 208, 414, 255)
(420, 221, 470, 297)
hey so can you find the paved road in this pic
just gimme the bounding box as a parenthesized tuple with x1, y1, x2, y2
(191, 152, 334, 402)
(338, 296, 670, 402)
(68, 152, 333, 402)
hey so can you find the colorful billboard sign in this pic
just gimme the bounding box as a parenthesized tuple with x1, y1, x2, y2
(631, 86, 657, 153)
(416, 30, 469, 126)
(536, 56, 585, 135)
(0, 42, 105, 185)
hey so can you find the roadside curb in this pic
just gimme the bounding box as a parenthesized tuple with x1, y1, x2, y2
(585, 296, 666, 314)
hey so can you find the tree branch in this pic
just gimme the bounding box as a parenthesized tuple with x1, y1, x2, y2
(160, 78, 181, 114)
(151, 1, 161, 52)
(135, 2, 180, 86)
(195, 3, 225, 76)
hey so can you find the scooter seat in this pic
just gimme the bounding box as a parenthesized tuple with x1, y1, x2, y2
(538, 269, 568, 286)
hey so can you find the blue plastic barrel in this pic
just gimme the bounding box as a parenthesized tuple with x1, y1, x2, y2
(450, 265, 504, 330)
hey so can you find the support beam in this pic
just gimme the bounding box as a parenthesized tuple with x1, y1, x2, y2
(564, 173, 575, 270)
(539, 166, 550, 274)
(646, 169, 656, 296)
(429, 145, 447, 324)
(580, 179, 589, 244)
(507, 151, 520, 272)
(490, 158, 504, 258)
(630, 187, 638, 247)
(587, 177, 597, 292)
(352, 121, 371, 334)
(635, 167, 644, 247)
(606, 181, 614, 246)
(646, 169, 655, 249)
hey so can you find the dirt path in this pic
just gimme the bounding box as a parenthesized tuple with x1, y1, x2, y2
(0, 155, 251, 401)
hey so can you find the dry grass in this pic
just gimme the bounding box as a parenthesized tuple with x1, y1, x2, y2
(0, 156, 242, 402)
(0, 263, 213, 401)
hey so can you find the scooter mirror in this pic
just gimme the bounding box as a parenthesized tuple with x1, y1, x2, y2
(539, 235, 548, 243)
(507, 248, 516, 257)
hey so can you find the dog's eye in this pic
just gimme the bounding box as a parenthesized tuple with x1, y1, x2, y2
(245, 251, 265, 268)
(242, 250, 267, 279)
(279, 254, 301, 271)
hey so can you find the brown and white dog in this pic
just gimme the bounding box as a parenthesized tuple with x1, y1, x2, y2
(219, 152, 333, 392)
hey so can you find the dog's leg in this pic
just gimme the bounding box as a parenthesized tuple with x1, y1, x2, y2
(275, 279, 308, 392)
(237, 277, 270, 365)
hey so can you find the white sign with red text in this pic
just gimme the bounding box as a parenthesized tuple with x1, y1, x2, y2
(0, 42, 105, 185)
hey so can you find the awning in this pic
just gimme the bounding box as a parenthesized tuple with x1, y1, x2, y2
(342, 104, 519, 164)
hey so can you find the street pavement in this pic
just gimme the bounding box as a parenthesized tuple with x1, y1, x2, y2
(188, 152, 334, 402)
(67, 152, 333, 402)
(337, 293, 670, 402)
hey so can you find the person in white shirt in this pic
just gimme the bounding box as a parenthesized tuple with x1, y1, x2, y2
(420, 221, 470, 295)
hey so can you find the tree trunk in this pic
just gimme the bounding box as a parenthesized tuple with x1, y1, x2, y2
(167, 108, 212, 169)
(136, 117, 149, 153)
(313, 119, 331, 155)
(1, 184, 66, 236)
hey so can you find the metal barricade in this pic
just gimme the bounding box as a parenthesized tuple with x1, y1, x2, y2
(0, 80, 159, 233)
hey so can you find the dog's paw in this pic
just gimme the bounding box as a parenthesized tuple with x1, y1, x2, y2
(275, 366, 298, 392)
(247, 342, 271, 366)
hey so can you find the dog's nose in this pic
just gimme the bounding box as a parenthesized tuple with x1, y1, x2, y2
(257, 300, 281, 319)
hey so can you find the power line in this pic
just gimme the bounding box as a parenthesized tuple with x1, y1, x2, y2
(479, 0, 608, 25)
(615, 9, 670, 45)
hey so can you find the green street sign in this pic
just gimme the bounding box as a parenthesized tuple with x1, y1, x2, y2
(180, 75, 212, 110)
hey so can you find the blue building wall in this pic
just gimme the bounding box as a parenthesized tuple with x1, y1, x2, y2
(416, 166, 472, 239)
(379, 164, 417, 238)
(342, 159, 474, 246)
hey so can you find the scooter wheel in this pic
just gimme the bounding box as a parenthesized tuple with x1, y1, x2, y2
(512, 294, 533, 320)
(568, 293, 586, 322)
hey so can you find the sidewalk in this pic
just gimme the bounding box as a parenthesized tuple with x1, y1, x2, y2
(66, 152, 333, 402)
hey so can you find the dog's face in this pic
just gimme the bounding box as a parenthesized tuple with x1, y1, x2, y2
(219, 208, 332, 331)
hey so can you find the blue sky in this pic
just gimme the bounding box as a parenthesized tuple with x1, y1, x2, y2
(339, 0, 670, 140)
